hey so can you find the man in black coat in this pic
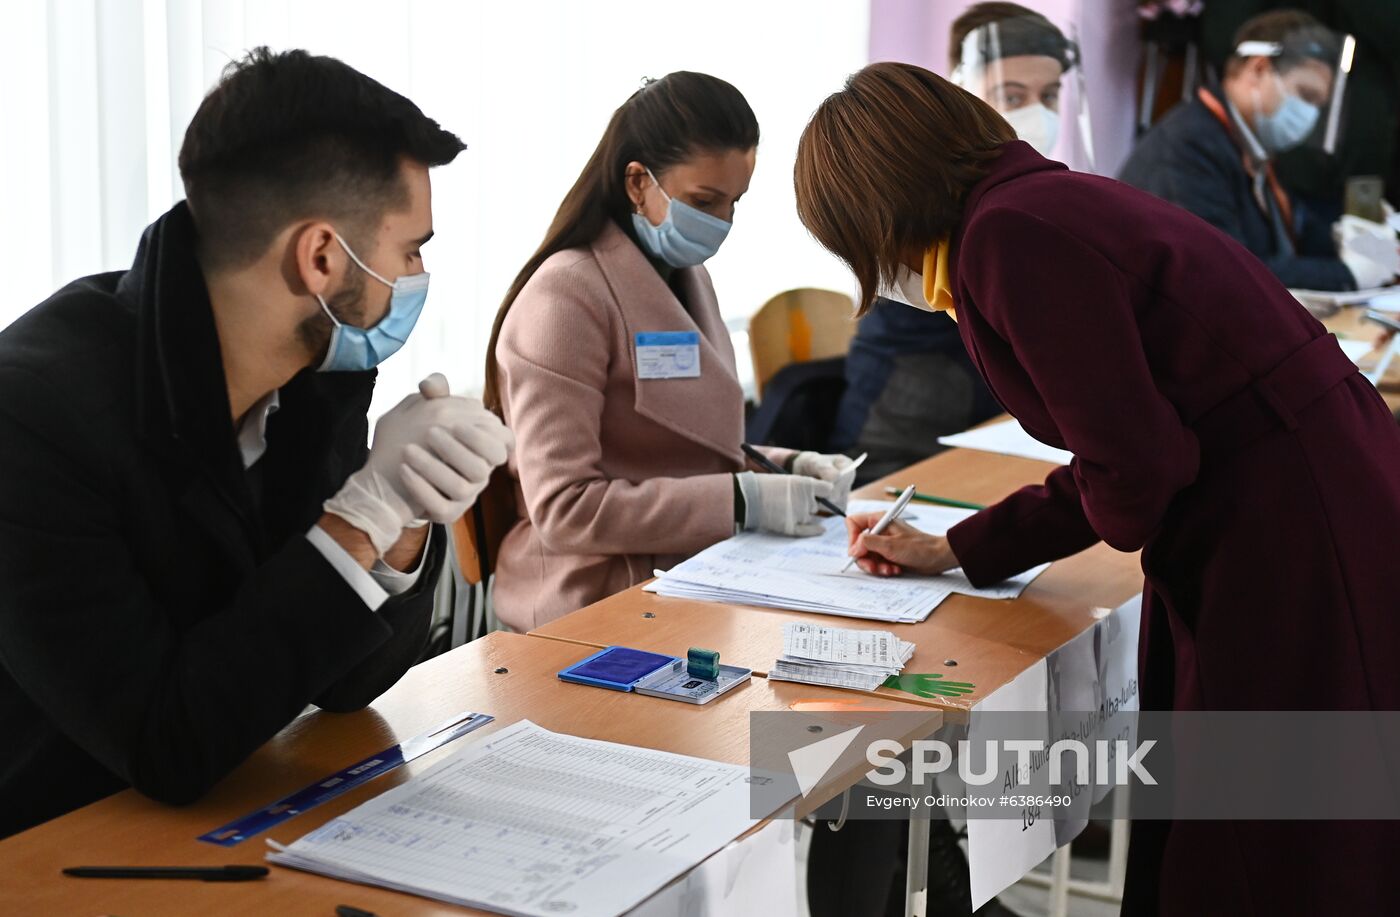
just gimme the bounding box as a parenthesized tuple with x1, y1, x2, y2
(0, 48, 512, 838)
(1119, 11, 1372, 292)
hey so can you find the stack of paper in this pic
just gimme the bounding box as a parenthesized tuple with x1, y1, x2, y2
(1290, 285, 1398, 316)
(937, 418, 1073, 465)
(646, 500, 1048, 624)
(769, 622, 916, 691)
(268, 720, 771, 917)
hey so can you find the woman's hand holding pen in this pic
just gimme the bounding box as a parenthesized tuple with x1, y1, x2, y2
(845, 512, 959, 576)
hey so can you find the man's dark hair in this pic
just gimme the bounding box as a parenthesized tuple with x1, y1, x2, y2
(178, 47, 465, 271)
(1225, 11, 1340, 79)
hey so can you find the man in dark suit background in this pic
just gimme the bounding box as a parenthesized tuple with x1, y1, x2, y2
(1118, 10, 1382, 292)
(0, 48, 512, 837)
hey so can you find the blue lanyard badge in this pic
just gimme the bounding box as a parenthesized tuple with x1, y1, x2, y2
(635, 331, 701, 380)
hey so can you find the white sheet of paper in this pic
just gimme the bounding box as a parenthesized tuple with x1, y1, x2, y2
(648, 501, 1048, 624)
(781, 622, 905, 668)
(628, 819, 798, 917)
(964, 596, 1145, 908)
(1290, 285, 1400, 309)
(767, 660, 888, 692)
(1338, 338, 1376, 362)
(937, 419, 1073, 465)
(966, 659, 1055, 911)
(268, 720, 770, 917)
(1368, 291, 1400, 313)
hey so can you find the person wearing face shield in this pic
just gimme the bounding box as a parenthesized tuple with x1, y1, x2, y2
(1120, 11, 1393, 292)
(482, 73, 850, 632)
(832, 4, 1076, 488)
(0, 49, 513, 837)
(949, 2, 1079, 162)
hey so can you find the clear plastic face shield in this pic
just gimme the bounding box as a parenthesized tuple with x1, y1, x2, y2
(1230, 26, 1355, 158)
(951, 13, 1096, 172)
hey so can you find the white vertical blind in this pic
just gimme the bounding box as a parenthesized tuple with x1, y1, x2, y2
(0, 0, 869, 414)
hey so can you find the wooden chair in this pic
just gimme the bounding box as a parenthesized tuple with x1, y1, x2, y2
(447, 467, 518, 644)
(747, 288, 856, 400)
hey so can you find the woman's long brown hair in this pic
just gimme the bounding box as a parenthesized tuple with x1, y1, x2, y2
(482, 72, 759, 413)
(794, 62, 1013, 317)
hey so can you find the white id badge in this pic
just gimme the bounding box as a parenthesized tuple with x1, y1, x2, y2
(635, 331, 701, 379)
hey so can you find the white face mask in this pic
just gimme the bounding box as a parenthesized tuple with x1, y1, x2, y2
(1252, 73, 1320, 154)
(877, 266, 935, 312)
(1003, 103, 1061, 157)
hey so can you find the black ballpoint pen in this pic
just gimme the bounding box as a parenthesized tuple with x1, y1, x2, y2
(63, 865, 269, 882)
(740, 442, 847, 517)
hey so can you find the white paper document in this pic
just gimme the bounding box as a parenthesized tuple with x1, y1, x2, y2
(268, 720, 769, 917)
(964, 595, 1144, 910)
(647, 500, 1048, 624)
(781, 621, 909, 669)
(769, 622, 916, 691)
(1338, 338, 1376, 362)
(966, 658, 1056, 911)
(628, 819, 798, 917)
(937, 418, 1073, 465)
(1290, 285, 1400, 312)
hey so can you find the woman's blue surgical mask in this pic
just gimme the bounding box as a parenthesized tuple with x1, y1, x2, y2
(316, 232, 429, 372)
(1253, 74, 1320, 154)
(630, 167, 732, 267)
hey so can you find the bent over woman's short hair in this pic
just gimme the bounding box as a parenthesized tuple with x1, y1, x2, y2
(794, 62, 1014, 317)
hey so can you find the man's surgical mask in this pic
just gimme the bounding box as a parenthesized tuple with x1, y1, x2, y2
(878, 266, 935, 312)
(1002, 103, 1061, 158)
(1253, 75, 1320, 154)
(316, 233, 429, 373)
(631, 167, 732, 267)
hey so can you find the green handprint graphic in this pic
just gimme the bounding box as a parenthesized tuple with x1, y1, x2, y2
(883, 673, 976, 699)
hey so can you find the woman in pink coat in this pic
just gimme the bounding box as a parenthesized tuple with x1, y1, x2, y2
(795, 62, 1400, 915)
(483, 72, 854, 632)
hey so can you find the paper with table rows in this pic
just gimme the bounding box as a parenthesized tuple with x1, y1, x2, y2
(267, 720, 769, 917)
(646, 500, 1048, 623)
(937, 418, 1073, 465)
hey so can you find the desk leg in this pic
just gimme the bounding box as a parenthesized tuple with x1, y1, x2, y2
(905, 816, 929, 917)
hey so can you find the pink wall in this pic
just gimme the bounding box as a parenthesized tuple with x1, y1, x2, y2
(868, 0, 1142, 176)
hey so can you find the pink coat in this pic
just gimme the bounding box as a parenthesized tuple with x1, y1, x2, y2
(493, 222, 789, 631)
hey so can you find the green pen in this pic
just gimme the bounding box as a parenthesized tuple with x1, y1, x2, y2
(884, 486, 985, 511)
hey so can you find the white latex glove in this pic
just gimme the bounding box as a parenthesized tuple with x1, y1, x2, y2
(1335, 214, 1400, 289)
(735, 471, 834, 537)
(790, 451, 862, 511)
(323, 374, 515, 554)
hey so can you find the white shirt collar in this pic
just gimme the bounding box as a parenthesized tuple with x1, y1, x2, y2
(237, 390, 281, 469)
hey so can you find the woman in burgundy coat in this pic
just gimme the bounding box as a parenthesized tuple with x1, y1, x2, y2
(795, 62, 1400, 915)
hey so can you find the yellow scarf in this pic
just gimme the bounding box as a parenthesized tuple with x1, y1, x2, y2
(921, 239, 956, 322)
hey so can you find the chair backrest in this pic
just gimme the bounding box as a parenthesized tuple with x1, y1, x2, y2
(744, 355, 847, 452)
(747, 288, 855, 400)
(450, 466, 519, 586)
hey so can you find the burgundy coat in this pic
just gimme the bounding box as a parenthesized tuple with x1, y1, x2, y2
(942, 142, 1400, 915)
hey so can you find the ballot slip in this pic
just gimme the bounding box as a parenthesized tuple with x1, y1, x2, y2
(267, 720, 772, 917)
(768, 622, 916, 691)
(646, 500, 1048, 624)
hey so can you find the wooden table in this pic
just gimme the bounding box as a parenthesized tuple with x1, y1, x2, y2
(533, 446, 1145, 712)
(1321, 304, 1400, 411)
(0, 631, 938, 916)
